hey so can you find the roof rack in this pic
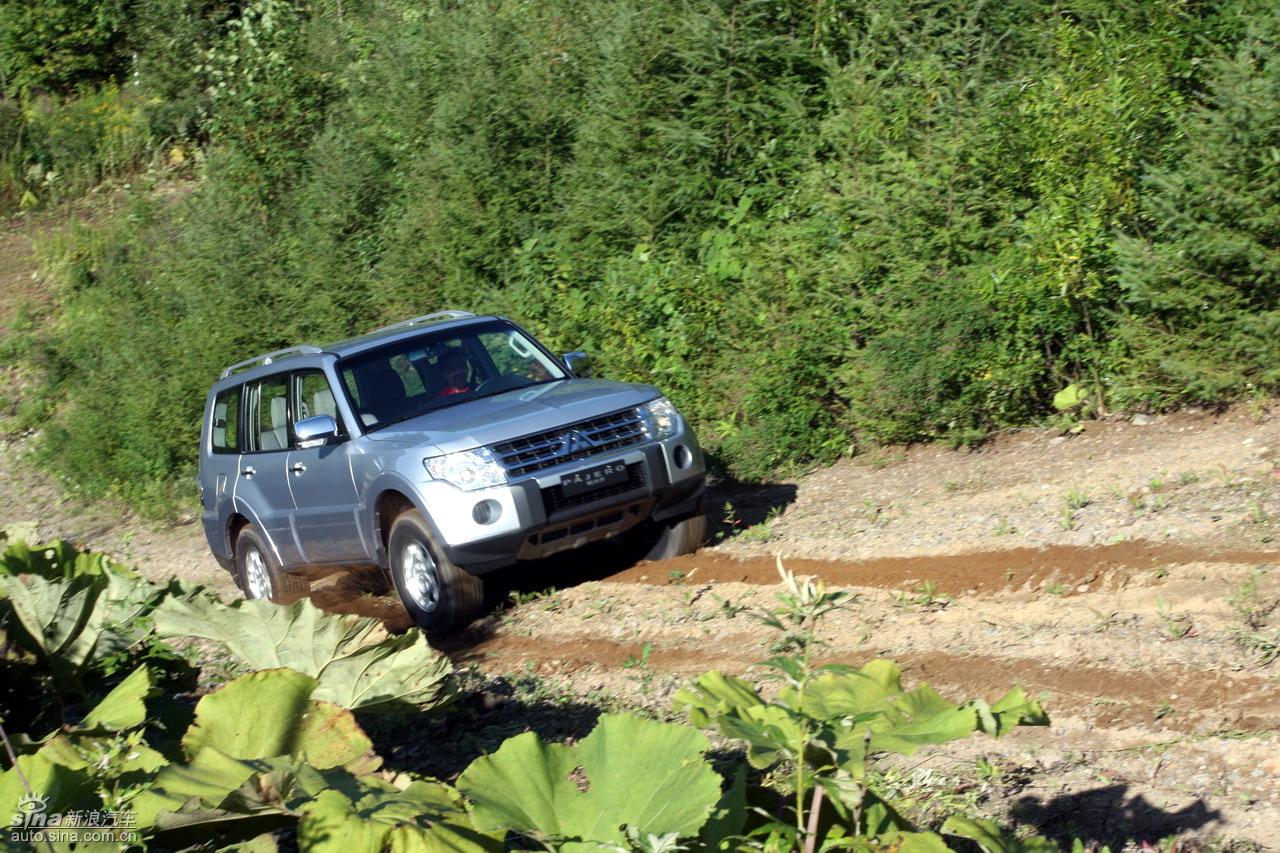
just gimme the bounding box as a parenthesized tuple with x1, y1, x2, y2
(373, 310, 476, 334)
(220, 345, 324, 379)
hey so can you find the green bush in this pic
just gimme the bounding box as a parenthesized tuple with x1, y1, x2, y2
(0, 0, 133, 95)
(10, 0, 1280, 509)
(1112, 8, 1280, 407)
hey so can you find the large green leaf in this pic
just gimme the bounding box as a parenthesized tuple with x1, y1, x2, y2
(181, 669, 377, 771)
(80, 665, 153, 731)
(0, 567, 157, 686)
(0, 538, 130, 580)
(677, 660, 1048, 779)
(0, 752, 95, 832)
(975, 688, 1051, 737)
(132, 669, 380, 833)
(296, 778, 498, 853)
(153, 594, 453, 712)
(675, 672, 800, 768)
(457, 713, 721, 846)
(131, 748, 275, 830)
(1052, 383, 1088, 412)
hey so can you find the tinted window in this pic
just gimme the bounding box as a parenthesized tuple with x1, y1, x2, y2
(211, 387, 241, 453)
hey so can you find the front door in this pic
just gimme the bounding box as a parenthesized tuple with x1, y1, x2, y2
(287, 370, 363, 564)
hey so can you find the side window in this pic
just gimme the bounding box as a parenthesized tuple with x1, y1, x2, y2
(211, 387, 241, 453)
(293, 371, 343, 437)
(254, 376, 290, 452)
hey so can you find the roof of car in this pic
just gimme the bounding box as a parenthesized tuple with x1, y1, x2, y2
(213, 311, 499, 387)
(322, 312, 498, 356)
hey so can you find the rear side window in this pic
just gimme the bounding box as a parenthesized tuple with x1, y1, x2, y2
(254, 376, 290, 452)
(211, 387, 241, 453)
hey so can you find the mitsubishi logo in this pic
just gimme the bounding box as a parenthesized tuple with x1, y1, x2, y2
(558, 429, 594, 456)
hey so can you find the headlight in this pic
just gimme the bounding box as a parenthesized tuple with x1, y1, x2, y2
(638, 397, 680, 439)
(423, 447, 507, 490)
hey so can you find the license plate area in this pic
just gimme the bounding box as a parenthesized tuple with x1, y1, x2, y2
(559, 460, 630, 498)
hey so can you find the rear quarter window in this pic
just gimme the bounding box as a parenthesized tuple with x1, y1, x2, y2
(211, 387, 241, 453)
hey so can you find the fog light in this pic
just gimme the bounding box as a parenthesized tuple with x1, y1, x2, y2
(472, 499, 502, 525)
(674, 444, 693, 470)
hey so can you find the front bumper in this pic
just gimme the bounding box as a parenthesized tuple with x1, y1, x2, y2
(420, 430, 706, 573)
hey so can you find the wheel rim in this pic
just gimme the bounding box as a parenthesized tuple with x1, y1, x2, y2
(244, 548, 272, 599)
(401, 540, 440, 613)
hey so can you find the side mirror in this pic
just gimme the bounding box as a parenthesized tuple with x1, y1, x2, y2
(562, 351, 592, 378)
(295, 414, 339, 448)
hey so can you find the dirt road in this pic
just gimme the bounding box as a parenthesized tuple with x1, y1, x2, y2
(315, 409, 1280, 848)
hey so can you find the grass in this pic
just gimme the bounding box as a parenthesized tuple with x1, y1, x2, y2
(1235, 629, 1280, 665)
(1228, 569, 1274, 628)
(622, 641, 656, 693)
(1155, 597, 1193, 640)
(1089, 608, 1121, 633)
(1058, 489, 1091, 530)
(894, 580, 951, 610)
(508, 587, 560, 609)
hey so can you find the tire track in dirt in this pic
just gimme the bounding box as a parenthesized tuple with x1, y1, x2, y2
(609, 540, 1280, 597)
(446, 633, 1280, 733)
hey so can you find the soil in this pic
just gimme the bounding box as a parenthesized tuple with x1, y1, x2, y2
(3, 209, 1280, 849)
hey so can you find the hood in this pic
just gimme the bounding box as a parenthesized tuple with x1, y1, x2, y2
(362, 378, 660, 453)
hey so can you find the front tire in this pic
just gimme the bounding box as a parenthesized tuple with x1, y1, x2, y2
(235, 526, 310, 604)
(638, 512, 707, 561)
(387, 509, 484, 633)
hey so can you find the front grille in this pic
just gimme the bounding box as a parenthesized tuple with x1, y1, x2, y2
(541, 463, 646, 515)
(490, 408, 647, 477)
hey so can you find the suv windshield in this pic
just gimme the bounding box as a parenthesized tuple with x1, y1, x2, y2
(337, 320, 567, 431)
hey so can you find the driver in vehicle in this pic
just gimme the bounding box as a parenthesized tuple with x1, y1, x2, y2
(435, 348, 473, 397)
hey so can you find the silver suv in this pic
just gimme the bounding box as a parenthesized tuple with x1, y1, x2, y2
(198, 311, 706, 631)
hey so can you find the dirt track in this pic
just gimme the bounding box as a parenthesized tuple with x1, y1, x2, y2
(370, 409, 1280, 848)
(3, 415, 1280, 848)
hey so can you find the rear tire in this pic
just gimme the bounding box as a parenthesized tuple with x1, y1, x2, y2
(638, 512, 707, 561)
(387, 509, 484, 634)
(235, 526, 310, 604)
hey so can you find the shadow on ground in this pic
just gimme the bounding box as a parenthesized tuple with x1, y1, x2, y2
(705, 479, 798, 541)
(358, 671, 607, 780)
(306, 478, 799, 642)
(1011, 783, 1223, 846)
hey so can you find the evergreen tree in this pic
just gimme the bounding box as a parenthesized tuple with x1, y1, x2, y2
(1115, 6, 1280, 404)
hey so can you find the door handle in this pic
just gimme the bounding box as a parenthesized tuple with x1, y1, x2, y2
(240, 466, 256, 478)
(290, 462, 307, 474)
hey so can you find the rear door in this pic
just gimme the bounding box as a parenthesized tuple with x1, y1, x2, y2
(201, 385, 243, 558)
(236, 374, 303, 567)
(286, 369, 364, 564)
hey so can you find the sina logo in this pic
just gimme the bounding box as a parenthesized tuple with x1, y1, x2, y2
(559, 429, 593, 456)
(12, 794, 48, 828)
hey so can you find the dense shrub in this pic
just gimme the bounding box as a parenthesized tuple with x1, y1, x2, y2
(9, 0, 1280, 511)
